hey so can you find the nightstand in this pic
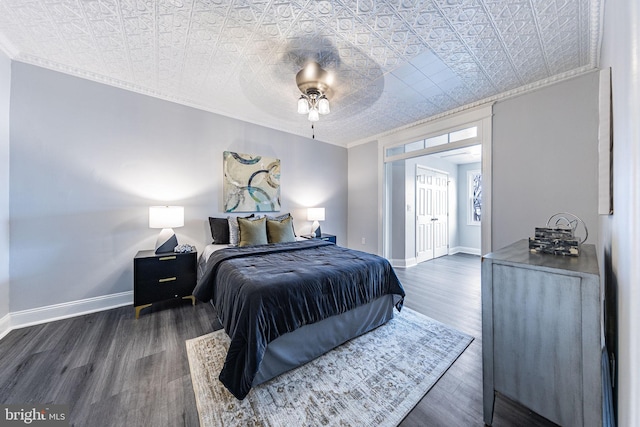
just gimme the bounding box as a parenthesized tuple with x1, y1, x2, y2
(318, 233, 336, 244)
(133, 250, 197, 319)
(301, 233, 337, 244)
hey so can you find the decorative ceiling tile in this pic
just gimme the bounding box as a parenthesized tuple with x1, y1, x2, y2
(0, 0, 601, 146)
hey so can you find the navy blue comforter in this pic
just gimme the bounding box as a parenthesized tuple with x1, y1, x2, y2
(193, 239, 405, 400)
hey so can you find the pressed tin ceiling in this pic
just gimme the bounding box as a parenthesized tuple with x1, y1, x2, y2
(0, 0, 602, 146)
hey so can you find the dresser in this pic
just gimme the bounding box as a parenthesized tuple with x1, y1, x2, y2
(133, 250, 197, 319)
(482, 239, 602, 426)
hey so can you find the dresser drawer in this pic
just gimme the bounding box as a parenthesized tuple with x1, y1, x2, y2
(133, 250, 197, 309)
(134, 275, 195, 305)
(135, 253, 193, 282)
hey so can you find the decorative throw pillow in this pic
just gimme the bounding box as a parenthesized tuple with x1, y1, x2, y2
(228, 214, 256, 246)
(238, 216, 268, 247)
(267, 213, 296, 236)
(267, 216, 296, 243)
(208, 217, 230, 244)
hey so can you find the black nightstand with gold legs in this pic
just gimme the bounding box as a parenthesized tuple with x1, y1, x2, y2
(133, 250, 197, 319)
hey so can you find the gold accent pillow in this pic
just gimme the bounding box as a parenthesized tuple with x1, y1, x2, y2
(238, 216, 268, 247)
(267, 216, 296, 243)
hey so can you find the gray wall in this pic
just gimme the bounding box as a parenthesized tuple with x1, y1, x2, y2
(347, 72, 600, 261)
(457, 162, 481, 251)
(0, 50, 9, 320)
(600, 1, 640, 424)
(347, 140, 378, 252)
(492, 71, 599, 250)
(9, 62, 347, 312)
(389, 161, 407, 259)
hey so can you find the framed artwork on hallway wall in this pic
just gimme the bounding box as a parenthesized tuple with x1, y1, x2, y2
(468, 170, 482, 225)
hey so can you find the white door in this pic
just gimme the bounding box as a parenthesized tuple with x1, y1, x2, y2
(416, 166, 449, 263)
(416, 167, 433, 263)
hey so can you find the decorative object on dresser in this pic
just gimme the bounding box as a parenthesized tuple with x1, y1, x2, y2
(482, 239, 602, 426)
(149, 206, 184, 254)
(134, 250, 197, 319)
(306, 207, 324, 237)
(528, 212, 588, 256)
(223, 151, 281, 213)
(186, 307, 472, 427)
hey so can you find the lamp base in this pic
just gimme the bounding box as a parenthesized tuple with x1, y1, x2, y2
(155, 228, 178, 254)
(311, 222, 322, 238)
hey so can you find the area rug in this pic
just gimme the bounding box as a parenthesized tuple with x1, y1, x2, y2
(186, 308, 473, 427)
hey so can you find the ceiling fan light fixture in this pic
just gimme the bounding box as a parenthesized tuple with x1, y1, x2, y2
(297, 96, 310, 114)
(308, 107, 320, 122)
(295, 61, 333, 123)
(318, 96, 330, 115)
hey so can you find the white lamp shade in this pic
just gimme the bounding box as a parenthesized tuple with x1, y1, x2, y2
(149, 206, 184, 229)
(307, 207, 325, 221)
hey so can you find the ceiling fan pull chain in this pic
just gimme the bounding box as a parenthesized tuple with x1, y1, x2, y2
(312, 123, 315, 139)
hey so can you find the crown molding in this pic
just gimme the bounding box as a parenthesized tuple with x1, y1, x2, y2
(590, 0, 605, 67)
(0, 33, 18, 59)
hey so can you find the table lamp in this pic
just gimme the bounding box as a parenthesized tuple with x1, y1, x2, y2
(307, 207, 325, 238)
(149, 206, 184, 254)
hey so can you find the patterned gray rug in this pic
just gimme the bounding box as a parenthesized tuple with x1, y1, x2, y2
(186, 308, 473, 427)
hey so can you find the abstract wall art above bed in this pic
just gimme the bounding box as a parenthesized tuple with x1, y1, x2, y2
(223, 151, 281, 212)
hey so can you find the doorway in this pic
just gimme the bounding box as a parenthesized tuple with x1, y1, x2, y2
(416, 166, 449, 263)
(383, 144, 483, 268)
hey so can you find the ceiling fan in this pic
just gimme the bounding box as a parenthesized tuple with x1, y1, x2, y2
(238, 35, 384, 138)
(295, 61, 333, 122)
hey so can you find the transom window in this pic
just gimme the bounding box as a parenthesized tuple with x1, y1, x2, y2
(385, 125, 478, 158)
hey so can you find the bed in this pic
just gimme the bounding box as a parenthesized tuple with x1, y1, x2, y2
(193, 238, 405, 400)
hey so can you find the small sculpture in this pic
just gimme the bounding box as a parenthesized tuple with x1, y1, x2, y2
(529, 212, 588, 256)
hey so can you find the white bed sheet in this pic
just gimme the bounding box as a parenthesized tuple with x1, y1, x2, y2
(197, 244, 229, 279)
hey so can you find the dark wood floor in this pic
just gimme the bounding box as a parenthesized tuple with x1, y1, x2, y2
(0, 254, 557, 426)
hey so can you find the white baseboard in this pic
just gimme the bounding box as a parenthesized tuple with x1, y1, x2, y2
(449, 246, 481, 256)
(390, 257, 418, 269)
(3, 291, 133, 336)
(393, 249, 481, 268)
(0, 313, 10, 341)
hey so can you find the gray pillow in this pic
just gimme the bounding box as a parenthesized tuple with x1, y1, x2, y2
(267, 216, 296, 243)
(238, 216, 268, 247)
(228, 214, 256, 246)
